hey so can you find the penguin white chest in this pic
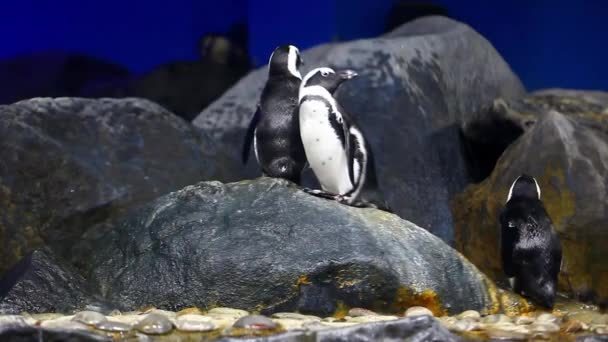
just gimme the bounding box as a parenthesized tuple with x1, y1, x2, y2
(299, 100, 353, 194)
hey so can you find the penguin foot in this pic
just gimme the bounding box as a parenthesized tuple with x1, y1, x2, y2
(302, 188, 339, 200)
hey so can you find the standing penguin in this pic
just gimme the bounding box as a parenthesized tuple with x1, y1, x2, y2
(242, 45, 306, 184)
(500, 174, 562, 308)
(298, 67, 390, 211)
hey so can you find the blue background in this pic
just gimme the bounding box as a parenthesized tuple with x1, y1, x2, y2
(0, 0, 606, 90)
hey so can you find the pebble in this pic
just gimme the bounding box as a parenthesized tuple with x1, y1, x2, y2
(482, 314, 512, 324)
(141, 309, 176, 319)
(486, 329, 527, 340)
(135, 313, 173, 335)
(95, 320, 133, 332)
(42, 320, 89, 330)
(456, 310, 481, 321)
(30, 313, 65, 321)
(207, 308, 249, 318)
(347, 315, 399, 323)
(173, 319, 216, 332)
(447, 319, 480, 332)
(176, 307, 205, 316)
(535, 313, 561, 324)
(529, 322, 560, 333)
(72, 311, 107, 325)
(404, 306, 433, 317)
(0, 315, 28, 327)
(513, 315, 535, 325)
(233, 315, 278, 330)
(562, 320, 588, 333)
(271, 312, 320, 321)
(106, 315, 141, 325)
(490, 322, 520, 332)
(591, 324, 608, 334)
(347, 308, 378, 317)
(271, 318, 306, 330)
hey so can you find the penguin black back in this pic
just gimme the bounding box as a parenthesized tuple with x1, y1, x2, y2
(242, 45, 306, 184)
(499, 174, 562, 308)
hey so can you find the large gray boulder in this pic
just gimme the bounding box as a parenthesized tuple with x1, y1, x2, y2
(89, 177, 504, 316)
(0, 97, 240, 274)
(0, 249, 103, 314)
(193, 16, 525, 243)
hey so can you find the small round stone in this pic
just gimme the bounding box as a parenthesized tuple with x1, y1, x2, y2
(135, 313, 173, 335)
(141, 309, 176, 319)
(0, 315, 29, 326)
(347, 308, 379, 317)
(72, 311, 107, 325)
(486, 329, 527, 340)
(405, 306, 434, 317)
(347, 315, 399, 323)
(42, 320, 89, 330)
(591, 324, 608, 334)
(482, 314, 512, 324)
(95, 320, 132, 332)
(530, 322, 560, 333)
(107, 315, 141, 325)
(513, 316, 535, 325)
(562, 320, 588, 333)
(271, 313, 320, 321)
(272, 318, 306, 330)
(174, 319, 216, 332)
(208, 308, 249, 318)
(176, 307, 205, 316)
(490, 322, 519, 332)
(456, 310, 481, 321)
(535, 313, 561, 324)
(233, 315, 277, 330)
(448, 319, 480, 332)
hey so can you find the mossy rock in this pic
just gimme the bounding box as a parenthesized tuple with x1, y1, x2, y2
(453, 89, 608, 307)
(88, 177, 528, 316)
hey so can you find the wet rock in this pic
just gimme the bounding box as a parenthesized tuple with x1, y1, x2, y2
(0, 315, 29, 332)
(482, 314, 512, 324)
(173, 319, 215, 332)
(563, 320, 588, 333)
(176, 307, 205, 316)
(135, 313, 173, 335)
(0, 249, 103, 314)
(233, 315, 278, 330)
(530, 322, 560, 333)
(486, 328, 527, 340)
(446, 319, 480, 332)
(405, 307, 434, 317)
(72, 311, 106, 326)
(0, 325, 111, 341)
(89, 178, 499, 316)
(0, 97, 233, 275)
(94, 320, 132, 332)
(270, 312, 321, 321)
(453, 90, 608, 306)
(208, 308, 249, 318)
(42, 320, 89, 331)
(348, 308, 379, 317)
(535, 313, 561, 325)
(347, 315, 399, 323)
(193, 16, 525, 243)
(513, 316, 535, 325)
(456, 310, 481, 321)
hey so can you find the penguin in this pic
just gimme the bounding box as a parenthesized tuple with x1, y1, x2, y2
(242, 45, 306, 184)
(298, 67, 390, 211)
(499, 174, 562, 308)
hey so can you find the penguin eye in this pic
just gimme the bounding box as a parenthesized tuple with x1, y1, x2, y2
(321, 71, 329, 77)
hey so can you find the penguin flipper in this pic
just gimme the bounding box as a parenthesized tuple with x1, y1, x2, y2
(242, 106, 261, 164)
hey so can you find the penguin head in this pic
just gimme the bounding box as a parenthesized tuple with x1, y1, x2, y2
(301, 67, 358, 94)
(268, 45, 303, 79)
(507, 174, 541, 203)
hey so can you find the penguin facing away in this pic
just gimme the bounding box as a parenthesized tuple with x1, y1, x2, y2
(242, 45, 306, 184)
(499, 174, 562, 308)
(298, 67, 390, 211)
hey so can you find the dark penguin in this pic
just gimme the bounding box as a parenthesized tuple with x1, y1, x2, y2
(242, 45, 306, 183)
(298, 67, 390, 211)
(500, 174, 562, 308)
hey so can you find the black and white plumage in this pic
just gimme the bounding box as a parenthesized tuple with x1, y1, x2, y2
(242, 45, 306, 184)
(298, 67, 390, 211)
(499, 174, 562, 308)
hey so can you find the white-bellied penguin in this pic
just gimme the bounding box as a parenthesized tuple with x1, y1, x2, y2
(242, 45, 306, 184)
(298, 67, 390, 211)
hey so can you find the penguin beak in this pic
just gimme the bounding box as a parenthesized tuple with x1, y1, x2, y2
(338, 69, 358, 80)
